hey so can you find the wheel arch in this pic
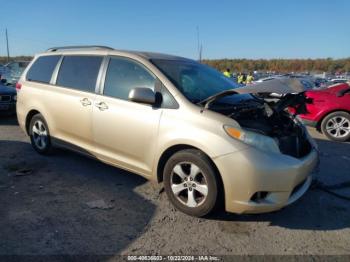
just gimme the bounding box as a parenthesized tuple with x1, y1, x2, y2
(25, 109, 41, 135)
(317, 109, 350, 131)
(156, 144, 225, 205)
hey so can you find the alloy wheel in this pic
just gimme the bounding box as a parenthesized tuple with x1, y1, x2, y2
(170, 162, 208, 208)
(325, 116, 350, 138)
(32, 120, 48, 150)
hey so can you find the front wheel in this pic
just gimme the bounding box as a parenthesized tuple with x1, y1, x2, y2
(163, 149, 220, 217)
(29, 114, 53, 154)
(321, 111, 350, 142)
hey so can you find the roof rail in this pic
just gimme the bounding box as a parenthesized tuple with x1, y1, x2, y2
(47, 45, 114, 52)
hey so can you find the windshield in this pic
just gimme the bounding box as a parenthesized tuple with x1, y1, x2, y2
(151, 59, 239, 103)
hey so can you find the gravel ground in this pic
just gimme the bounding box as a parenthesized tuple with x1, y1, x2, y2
(0, 115, 349, 256)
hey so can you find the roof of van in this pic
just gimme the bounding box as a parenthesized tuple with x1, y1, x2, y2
(42, 46, 192, 61)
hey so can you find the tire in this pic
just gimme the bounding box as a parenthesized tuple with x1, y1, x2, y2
(29, 114, 53, 155)
(163, 149, 220, 217)
(321, 111, 350, 142)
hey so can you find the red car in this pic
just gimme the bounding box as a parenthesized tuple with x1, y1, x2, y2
(297, 83, 350, 142)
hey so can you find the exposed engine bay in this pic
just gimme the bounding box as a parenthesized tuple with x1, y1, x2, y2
(208, 92, 312, 158)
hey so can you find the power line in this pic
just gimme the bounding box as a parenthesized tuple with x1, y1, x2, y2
(196, 26, 203, 63)
(6, 28, 10, 62)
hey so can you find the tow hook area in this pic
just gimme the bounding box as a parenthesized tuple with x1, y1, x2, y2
(250, 191, 269, 203)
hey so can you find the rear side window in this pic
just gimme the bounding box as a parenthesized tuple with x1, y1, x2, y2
(103, 57, 156, 100)
(26, 55, 61, 83)
(56, 56, 103, 92)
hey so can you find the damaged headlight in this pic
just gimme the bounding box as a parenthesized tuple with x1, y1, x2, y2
(224, 125, 280, 154)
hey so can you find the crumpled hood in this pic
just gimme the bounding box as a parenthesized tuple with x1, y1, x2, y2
(200, 78, 307, 109)
(235, 78, 306, 95)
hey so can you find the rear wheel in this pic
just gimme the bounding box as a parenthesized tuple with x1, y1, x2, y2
(163, 149, 219, 217)
(29, 114, 53, 154)
(321, 111, 350, 142)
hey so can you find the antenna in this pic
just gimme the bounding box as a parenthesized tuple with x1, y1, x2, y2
(5, 28, 10, 63)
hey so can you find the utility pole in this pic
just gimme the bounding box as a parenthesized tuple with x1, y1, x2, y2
(6, 28, 10, 62)
(196, 26, 202, 62)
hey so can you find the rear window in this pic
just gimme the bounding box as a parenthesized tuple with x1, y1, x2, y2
(56, 56, 103, 92)
(26, 55, 61, 83)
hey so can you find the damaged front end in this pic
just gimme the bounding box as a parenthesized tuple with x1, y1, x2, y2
(201, 78, 315, 158)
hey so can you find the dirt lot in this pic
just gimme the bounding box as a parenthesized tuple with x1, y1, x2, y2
(0, 115, 350, 256)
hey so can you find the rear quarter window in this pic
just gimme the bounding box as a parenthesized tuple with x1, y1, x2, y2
(26, 55, 61, 83)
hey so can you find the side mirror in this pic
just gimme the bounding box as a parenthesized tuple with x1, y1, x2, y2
(128, 87, 156, 105)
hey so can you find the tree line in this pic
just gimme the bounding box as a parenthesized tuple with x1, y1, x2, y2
(2, 56, 350, 73)
(0, 56, 33, 65)
(202, 58, 350, 73)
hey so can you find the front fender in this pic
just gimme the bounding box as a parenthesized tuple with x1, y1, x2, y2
(151, 109, 249, 180)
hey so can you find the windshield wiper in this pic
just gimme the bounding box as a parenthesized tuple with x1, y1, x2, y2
(197, 89, 238, 109)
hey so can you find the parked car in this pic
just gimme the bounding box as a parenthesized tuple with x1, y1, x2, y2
(0, 82, 17, 114)
(16, 46, 318, 217)
(1, 61, 30, 86)
(299, 78, 316, 90)
(297, 83, 350, 142)
(329, 78, 348, 84)
(314, 78, 329, 89)
(0, 64, 5, 79)
(254, 76, 276, 83)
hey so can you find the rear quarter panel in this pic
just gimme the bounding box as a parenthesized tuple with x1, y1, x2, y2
(16, 81, 54, 134)
(299, 88, 350, 123)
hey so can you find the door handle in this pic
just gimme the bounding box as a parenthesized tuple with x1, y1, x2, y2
(95, 101, 109, 111)
(80, 98, 92, 106)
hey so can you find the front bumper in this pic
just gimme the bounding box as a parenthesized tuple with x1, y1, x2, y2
(0, 102, 16, 114)
(214, 147, 319, 214)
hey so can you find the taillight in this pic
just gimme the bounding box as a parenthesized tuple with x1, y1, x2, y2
(15, 82, 22, 90)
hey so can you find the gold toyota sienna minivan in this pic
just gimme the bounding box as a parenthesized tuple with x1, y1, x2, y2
(16, 46, 319, 217)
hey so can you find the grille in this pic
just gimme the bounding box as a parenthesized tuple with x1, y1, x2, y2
(0, 95, 11, 102)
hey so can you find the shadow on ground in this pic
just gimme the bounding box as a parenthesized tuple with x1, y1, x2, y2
(0, 140, 156, 255)
(0, 115, 18, 126)
(1, 125, 350, 255)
